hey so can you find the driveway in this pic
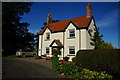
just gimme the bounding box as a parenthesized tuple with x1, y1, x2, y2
(2, 57, 61, 79)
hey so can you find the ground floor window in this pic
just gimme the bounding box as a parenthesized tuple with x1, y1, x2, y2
(69, 46, 75, 54)
(46, 47, 49, 55)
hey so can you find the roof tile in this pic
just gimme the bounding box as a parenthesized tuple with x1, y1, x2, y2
(38, 16, 92, 35)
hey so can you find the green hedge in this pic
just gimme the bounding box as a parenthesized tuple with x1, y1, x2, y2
(75, 49, 120, 75)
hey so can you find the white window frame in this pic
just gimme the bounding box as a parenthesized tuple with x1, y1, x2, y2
(46, 47, 49, 55)
(46, 33, 50, 40)
(69, 29, 75, 38)
(68, 46, 75, 55)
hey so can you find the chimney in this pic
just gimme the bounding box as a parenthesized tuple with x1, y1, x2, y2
(46, 13, 52, 25)
(86, 2, 92, 18)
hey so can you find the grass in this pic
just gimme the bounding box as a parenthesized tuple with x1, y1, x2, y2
(3, 55, 17, 58)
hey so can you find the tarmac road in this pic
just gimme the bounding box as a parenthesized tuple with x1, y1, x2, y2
(2, 57, 61, 79)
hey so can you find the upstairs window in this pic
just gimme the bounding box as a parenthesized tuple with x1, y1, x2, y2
(46, 47, 49, 55)
(46, 33, 50, 40)
(69, 29, 75, 38)
(69, 46, 75, 55)
(88, 29, 93, 37)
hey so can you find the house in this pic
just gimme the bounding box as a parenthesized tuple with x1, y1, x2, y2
(38, 2, 96, 61)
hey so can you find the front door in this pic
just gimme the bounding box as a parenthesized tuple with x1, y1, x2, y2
(52, 47, 61, 56)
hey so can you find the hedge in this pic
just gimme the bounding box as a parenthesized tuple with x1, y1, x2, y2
(74, 49, 120, 75)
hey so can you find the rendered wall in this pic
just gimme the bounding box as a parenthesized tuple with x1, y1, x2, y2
(64, 23, 80, 61)
(86, 19, 95, 49)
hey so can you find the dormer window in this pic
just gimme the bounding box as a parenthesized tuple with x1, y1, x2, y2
(69, 29, 75, 38)
(46, 33, 50, 40)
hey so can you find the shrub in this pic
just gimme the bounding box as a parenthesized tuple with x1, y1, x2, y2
(56, 63, 82, 76)
(72, 57, 76, 62)
(56, 63, 112, 79)
(63, 56, 69, 61)
(46, 56, 51, 60)
(35, 55, 42, 59)
(75, 49, 120, 75)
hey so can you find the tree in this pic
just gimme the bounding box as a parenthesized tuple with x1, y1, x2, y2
(100, 41, 115, 49)
(90, 27, 115, 49)
(2, 2, 33, 55)
(34, 34, 39, 55)
(90, 27, 103, 49)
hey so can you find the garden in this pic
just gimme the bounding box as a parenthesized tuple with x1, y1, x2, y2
(54, 49, 120, 79)
(56, 62, 112, 79)
(35, 49, 120, 79)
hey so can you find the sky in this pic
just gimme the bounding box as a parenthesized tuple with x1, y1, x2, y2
(20, 2, 119, 48)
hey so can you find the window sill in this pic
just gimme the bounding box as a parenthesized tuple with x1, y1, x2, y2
(45, 39, 50, 41)
(67, 54, 75, 56)
(67, 37, 75, 39)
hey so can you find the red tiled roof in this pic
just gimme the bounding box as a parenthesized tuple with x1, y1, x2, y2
(50, 39, 63, 47)
(54, 39, 63, 46)
(38, 26, 46, 35)
(38, 16, 92, 35)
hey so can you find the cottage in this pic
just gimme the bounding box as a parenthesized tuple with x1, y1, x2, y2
(38, 2, 96, 61)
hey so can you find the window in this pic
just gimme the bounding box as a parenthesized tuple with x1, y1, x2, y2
(46, 47, 49, 55)
(88, 29, 93, 33)
(69, 29, 75, 38)
(88, 29, 93, 37)
(69, 46, 75, 54)
(46, 33, 50, 40)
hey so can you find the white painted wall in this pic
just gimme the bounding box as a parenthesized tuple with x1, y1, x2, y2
(38, 19, 95, 61)
(52, 42, 58, 46)
(80, 29, 87, 50)
(38, 35, 42, 56)
(42, 28, 51, 56)
(64, 23, 80, 61)
(86, 19, 95, 49)
(80, 19, 95, 50)
(51, 32, 63, 57)
(39, 28, 63, 57)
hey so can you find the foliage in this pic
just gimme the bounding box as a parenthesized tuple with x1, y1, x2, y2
(75, 49, 120, 76)
(2, 2, 34, 55)
(56, 63, 112, 79)
(78, 69, 112, 79)
(3, 55, 16, 58)
(90, 27, 115, 49)
(90, 27, 103, 49)
(63, 56, 69, 61)
(35, 55, 42, 59)
(72, 57, 76, 62)
(100, 41, 115, 49)
(56, 63, 82, 76)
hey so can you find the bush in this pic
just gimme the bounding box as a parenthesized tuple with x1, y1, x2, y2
(35, 55, 42, 59)
(75, 49, 120, 75)
(72, 57, 76, 62)
(56, 63, 112, 79)
(46, 56, 51, 60)
(56, 63, 82, 76)
(63, 56, 69, 61)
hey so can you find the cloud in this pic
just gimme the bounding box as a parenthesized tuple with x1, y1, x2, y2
(96, 9, 118, 28)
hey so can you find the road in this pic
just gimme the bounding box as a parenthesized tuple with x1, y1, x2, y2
(2, 57, 61, 79)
